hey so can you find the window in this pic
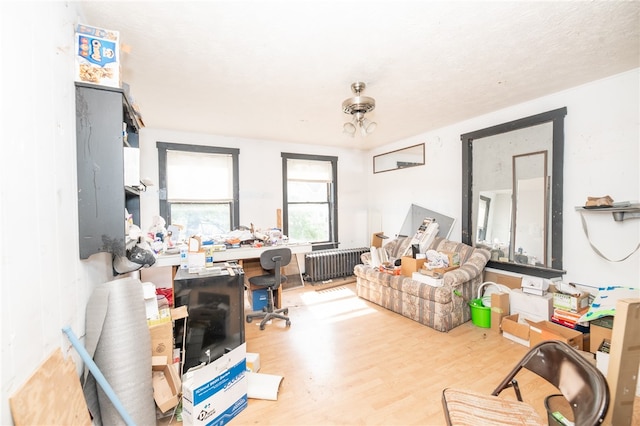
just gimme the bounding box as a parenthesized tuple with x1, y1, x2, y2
(157, 142, 239, 239)
(282, 153, 338, 250)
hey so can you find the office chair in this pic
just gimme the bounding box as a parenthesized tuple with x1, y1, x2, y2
(442, 340, 609, 426)
(246, 247, 292, 330)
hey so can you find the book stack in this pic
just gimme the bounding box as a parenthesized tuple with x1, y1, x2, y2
(551, 307, 590, 333)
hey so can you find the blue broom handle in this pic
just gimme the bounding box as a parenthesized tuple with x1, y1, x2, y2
(62, 326, 136, 426)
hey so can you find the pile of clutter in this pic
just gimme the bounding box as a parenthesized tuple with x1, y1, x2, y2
(146, 216, 289, 254)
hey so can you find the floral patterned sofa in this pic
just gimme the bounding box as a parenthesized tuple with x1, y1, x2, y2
(353, 236, 490, 332)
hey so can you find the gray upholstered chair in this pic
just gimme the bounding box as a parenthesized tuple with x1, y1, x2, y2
(246, 247, 292, 330)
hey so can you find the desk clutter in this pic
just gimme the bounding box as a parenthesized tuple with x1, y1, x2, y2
(148, 215, 293, 257)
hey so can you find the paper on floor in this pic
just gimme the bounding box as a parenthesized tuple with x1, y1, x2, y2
(247, 372, 284, 400)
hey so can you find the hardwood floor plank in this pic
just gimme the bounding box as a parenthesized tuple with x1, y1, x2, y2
(159, 282, 639, 425)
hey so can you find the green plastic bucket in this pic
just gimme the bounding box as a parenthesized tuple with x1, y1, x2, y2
(469, 298, 491, 328)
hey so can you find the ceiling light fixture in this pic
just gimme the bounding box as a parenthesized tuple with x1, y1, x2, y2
(342, 82, 377, 137)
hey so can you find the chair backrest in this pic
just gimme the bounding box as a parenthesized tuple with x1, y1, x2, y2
(494, 340, 609, 425)
(259, 247, 292, 271)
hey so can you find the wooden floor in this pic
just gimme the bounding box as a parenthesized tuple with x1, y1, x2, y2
(160, 279, 639, 425)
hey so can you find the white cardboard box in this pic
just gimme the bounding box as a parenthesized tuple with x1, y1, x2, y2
(509, 288, 553, 323)
(142, 282, 159, 320)
(246, 352, 260, 373)
(553, 291, 590, 313)
(182, 343, 248, 426)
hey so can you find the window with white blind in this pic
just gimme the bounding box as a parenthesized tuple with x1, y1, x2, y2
(282, 153, 338, 250)
(157, 142, 239, 240)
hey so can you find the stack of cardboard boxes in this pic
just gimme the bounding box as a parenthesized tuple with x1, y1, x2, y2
(145, 280, 186, 416)
(479, 271, 640, 423)
(485, 270, 587, 351)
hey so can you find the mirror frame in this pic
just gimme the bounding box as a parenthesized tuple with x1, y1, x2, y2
(511, 150, 548, 266)
(373, 143, 425, 173)
(461, 107, 567, 278)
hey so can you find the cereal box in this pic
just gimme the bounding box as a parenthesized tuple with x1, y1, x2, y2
(75, 24, 120, 88)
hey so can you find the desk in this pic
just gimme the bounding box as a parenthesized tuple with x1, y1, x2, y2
(154, 242, 312, 268)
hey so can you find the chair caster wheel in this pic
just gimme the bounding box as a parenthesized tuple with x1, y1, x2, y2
(283, 309, 289, 315)
(246, 316, 252, 323)
(286, 320, 291, 327)
(259, 324, 265, 330)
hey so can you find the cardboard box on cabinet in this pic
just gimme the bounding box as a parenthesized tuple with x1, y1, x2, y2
(75, 24, 120, 88)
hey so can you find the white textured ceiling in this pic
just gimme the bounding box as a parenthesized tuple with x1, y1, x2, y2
(78, 1, 639, 150)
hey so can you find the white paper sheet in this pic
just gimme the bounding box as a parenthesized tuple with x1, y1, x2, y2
(246, 372, 284, 401)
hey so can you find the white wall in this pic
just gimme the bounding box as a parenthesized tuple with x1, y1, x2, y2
(366, 69, 640, 290)
(1, 3, 116, 425)
(138, 129, 369, 249)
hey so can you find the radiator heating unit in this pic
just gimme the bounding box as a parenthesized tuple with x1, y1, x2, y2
(304, 247, 369, 282)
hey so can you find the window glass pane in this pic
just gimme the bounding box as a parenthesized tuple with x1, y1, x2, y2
(288, 181, 327, 202)
(287, 159, 332, 181)
(167, 151, 232, 200)
(288, 204, 330, 242)
(170, 203, 231, 238)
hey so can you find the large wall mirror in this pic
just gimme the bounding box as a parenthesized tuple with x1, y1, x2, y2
(373, 143, 424, 173)
(461, 107, 567, 278)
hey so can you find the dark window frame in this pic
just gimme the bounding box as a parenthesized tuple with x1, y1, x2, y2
(157, 142, 240, 230)
(282, 152, 338, 251)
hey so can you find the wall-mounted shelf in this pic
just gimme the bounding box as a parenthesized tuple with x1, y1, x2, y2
(76, 82, 142, 259)
(575, 204, 640, 221)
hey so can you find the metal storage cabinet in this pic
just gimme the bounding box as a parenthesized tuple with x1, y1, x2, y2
(75, 83, 140, 259)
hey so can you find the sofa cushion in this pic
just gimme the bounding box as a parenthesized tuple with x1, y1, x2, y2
(429, 237, 475, 263)
(356, 278, 466, 332)
(354, 264, 454, 304)
(361, 236, 411, 265)
(385, 236, 412, 258)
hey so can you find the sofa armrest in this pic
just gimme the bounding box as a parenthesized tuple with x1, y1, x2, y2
(442, 248, 490, 288)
